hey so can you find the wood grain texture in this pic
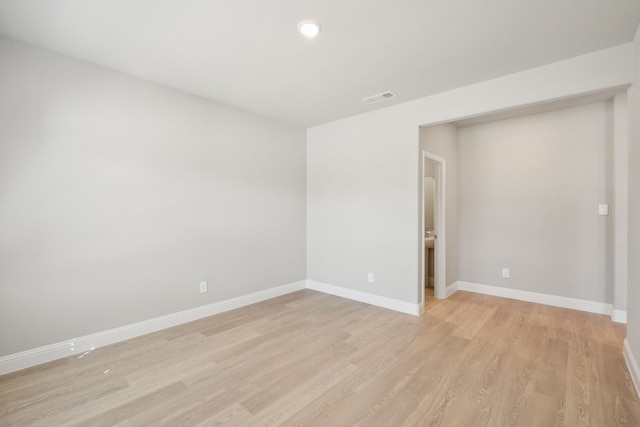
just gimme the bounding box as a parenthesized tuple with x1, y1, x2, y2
(1, 289, 638, 426)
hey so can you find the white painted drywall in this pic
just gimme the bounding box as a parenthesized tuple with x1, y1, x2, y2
(613, 93, 628, 313)
(457, 103, 612, 302)
(307, 43, 632, 306)
(0, 38, 306, 356)
(420, 124, 458, 287)
(626, 23, 640, 376)
(306, 122, 419, 302)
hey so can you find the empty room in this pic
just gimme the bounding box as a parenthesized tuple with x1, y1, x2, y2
(1, 1, 640, 425)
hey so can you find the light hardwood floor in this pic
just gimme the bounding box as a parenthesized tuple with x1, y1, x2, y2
(1, 290, 639, 426)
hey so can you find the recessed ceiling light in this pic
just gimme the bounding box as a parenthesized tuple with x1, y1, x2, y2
(298, 20, 320, 38)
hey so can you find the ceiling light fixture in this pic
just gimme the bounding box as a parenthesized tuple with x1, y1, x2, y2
(298, 20, 321, 38)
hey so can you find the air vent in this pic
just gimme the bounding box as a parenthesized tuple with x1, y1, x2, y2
(362, 91, 397, 104)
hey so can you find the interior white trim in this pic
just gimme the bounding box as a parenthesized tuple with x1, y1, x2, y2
(624, 339, 640, 399)
(456, 281, 618, 319)
(306, 280, 421, 316)
(612, 309, 628, 324)
(445, 282, 458, 297)
(421, 151, 447, 301)
(0, 280, 306, 376)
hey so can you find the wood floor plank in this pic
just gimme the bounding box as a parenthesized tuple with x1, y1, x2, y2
(70, 381, 188, 427)
(1, 290, 638, 426)
(532, 337, 569, 400)
(521, 391, 565, 427)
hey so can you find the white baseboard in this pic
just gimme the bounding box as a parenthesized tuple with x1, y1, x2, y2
(445, 282, 458, 297)
(623, 339, 640, 399)
(612, 309, 628, 324)
(455, 281, 619, 320)
(306, 280, 421, 316)
(3, 277, 623, 376)
(0, 281, 306, 376)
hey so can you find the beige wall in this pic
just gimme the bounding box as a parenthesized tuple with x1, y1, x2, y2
(457, 103, 613, 302)
(0, 38, 307, 356)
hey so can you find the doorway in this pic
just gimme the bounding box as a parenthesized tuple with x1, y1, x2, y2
(421, 151, 446, 306)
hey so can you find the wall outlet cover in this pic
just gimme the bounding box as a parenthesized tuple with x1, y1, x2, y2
(199, 281, 208, 293)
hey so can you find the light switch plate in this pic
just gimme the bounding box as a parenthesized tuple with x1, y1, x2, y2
(598, 204, 609, 216)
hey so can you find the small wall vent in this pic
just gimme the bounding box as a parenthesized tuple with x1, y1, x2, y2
(362, 91, 397, 104)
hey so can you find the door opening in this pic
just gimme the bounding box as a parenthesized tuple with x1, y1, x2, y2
(421, 152, 446, 306)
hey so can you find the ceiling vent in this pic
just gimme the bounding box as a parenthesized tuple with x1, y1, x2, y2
(362, 91, 397, 104)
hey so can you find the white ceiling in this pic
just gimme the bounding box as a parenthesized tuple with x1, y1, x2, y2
(0, 1, 639, 128)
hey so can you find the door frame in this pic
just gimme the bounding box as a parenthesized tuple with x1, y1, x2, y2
(421, 151, 446, 305)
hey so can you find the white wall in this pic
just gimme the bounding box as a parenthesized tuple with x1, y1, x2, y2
(0, 38, 306, 356)
(306, 122, 419, 302)
(626, 23, 640, 382)
(612, 93, 628, 314)
(420, 124, 458, 288)
(307, 43, 633, 306)
(457, 103, 612, 302)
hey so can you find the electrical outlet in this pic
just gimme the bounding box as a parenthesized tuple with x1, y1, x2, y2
(199, 281, 208, 293)
(501, 268, 509, 279)
(367, 272, 374, 283)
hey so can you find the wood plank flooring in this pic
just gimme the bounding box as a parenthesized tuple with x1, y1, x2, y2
(1, 289, 638, 426)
